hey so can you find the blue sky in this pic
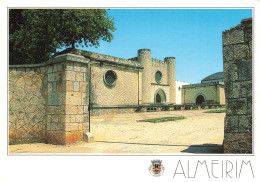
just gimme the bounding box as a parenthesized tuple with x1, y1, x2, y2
(83, 9, 252, 84)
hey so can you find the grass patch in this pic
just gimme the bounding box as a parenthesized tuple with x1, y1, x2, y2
(137, 116, 186, 123)
(204, 109, 226, 113)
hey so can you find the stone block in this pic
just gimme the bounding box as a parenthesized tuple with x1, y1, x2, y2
(66, 105, 78, 114)
(52, 82, 57, 92)
(53, 64, 58, 72)
(241, 81, 252, 98)
(40, 67, 46, 74)
(70, 115, 76, 123)
(56, 92, 65, 105)
(73, 82, 80, 92)
(54, 72, 64, 82)
(223, 45, 234, 62)
(82, 122, 89, 131)
(66, 92, 82, 105)
(55, 106, 66, 115)
(65, 123, 79, 131)
(48, 73, 54, 82)
(66, 62, 73, 71)
(81, 65, 87, 73)
(52, 115, 59, 122)
(59, 115, 70, 123)
(66, 81, 73, 92)
(47, 65, 53, 74)
(231, 81, 241, 99)
(48, 93, 58, 106)
(227, 98, 247, 115)
(239, 115, 252, 132)
(79, 82, 87, 92)
(223, 62, 238, 82)
(75, 115, 84, 123)
(78, 106, 84, 114)
(73, 62, 81, 72)
(233, 43, 250, 60)
(224, 115, 239, 132)
(75, 72, 84, 82)
(83, 106, 89, 114)
(48, 106, 55, 114)
(56, 81, 66, 92)
(237, 59, 252, 81)
(66, 71, 75, 81)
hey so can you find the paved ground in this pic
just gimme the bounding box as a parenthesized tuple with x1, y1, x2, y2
(9, 109, 225, 154)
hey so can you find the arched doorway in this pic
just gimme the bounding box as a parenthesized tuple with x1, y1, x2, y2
(195, 95, 205, 105)
(154, 89, 166, 103)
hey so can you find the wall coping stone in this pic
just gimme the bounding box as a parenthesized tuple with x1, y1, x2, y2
(9, 53, 90, 68)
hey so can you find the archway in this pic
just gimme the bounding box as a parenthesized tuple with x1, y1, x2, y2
(154, 89, 166, 104)
(195, 95, 205, 105)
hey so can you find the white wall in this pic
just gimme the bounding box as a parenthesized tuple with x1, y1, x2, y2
(175, 81, 190, 104)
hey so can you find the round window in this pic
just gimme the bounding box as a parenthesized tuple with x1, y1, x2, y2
(155, 71, 162, 83)
(104, 70, 117, 87)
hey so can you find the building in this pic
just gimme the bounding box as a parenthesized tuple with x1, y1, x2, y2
(182, 72, 225, 105)
(9, 48, 176, 144)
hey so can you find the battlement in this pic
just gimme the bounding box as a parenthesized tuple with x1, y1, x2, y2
(152, 58, 167, 65)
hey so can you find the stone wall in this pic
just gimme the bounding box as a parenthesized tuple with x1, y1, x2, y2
(222, 18, 252, 153)
(9, 67, 48, 144)
(9, 54, 90, 145)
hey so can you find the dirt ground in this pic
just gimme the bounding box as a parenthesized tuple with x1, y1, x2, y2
(9, 109, 225, 154)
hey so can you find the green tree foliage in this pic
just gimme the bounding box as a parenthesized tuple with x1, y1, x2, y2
(9, 9, 116, 64)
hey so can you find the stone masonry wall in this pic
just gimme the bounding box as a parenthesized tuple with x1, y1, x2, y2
(222, 18, 252, 153)
(9, 66, 48, 144)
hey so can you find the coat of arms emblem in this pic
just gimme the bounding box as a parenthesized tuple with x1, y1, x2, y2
(148, 159, 165, 177)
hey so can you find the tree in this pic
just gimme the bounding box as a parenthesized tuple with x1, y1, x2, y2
(9, 9, 116, 64)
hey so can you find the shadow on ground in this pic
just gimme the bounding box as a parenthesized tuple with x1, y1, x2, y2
(181, 143, 223, 154)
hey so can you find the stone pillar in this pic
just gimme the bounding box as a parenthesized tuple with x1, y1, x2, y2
(165, 57, 176, 104)
(46, 54, 90, 145)
(138, 49, 152, 104)
(222, 18, 252, 153)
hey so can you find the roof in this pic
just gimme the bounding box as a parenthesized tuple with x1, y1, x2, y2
(201, 72, 223, 82)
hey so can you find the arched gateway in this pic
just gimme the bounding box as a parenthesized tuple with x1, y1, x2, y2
(195, 95, 205, 105)
(154, 89, 166, 104)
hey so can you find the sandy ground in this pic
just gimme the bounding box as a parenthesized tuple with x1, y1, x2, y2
(9, 109, 225, 154)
